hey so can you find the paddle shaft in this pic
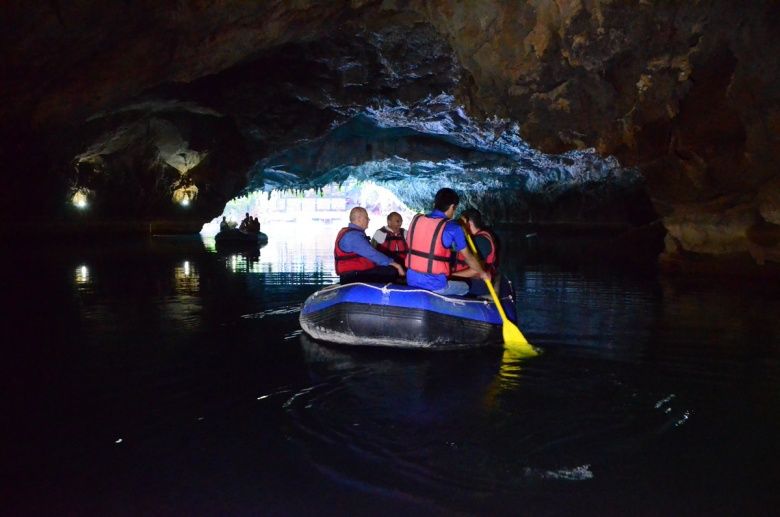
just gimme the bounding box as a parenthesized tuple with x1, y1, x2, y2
(463, 232, 506, 318)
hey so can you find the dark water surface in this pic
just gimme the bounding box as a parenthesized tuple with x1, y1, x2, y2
(3, 231, 779, 515)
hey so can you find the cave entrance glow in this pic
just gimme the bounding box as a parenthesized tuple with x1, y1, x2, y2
(200, 180, 417, 274)
(201, 180, 416, 237)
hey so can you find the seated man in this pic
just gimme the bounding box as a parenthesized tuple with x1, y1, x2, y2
(371, 211, 408, 265)
(239, 212, 250, 231)
(219, 216, 230, 232)
(451, 208, 499, 296)
(335, 207, 405, 284)
(405, 188, 489, 296)
(247, 216, 260, 234)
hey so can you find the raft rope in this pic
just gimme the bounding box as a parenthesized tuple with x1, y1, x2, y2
(317, 282, 514, 306)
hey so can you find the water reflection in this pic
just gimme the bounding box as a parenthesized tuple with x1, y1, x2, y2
(297, 334, 504, 418)
(173, 260, 199, 295)
(30, 234, 780, 514)
(225, 251, 262, 274)
(75, 264, 89, 284)
(291, 331, 697, 508)
(204, 223, 339, 285)
(518, 270, 656, 361)
(288, 336, 535, 502)
(73, 264, 94, 295)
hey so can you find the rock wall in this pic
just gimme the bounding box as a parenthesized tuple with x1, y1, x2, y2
(2, 1, 779, 264)
(417, 0, 780, 264)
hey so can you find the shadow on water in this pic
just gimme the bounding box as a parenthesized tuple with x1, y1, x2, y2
(291, 336, 510, 511)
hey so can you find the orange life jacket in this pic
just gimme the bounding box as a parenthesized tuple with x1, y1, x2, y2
(376, 227, 408, 263)
(405, 214, 452, 275)
(452, 229, 497, 274)
(334, 227, 376, 275)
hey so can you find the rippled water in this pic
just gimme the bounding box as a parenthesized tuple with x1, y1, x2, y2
(3, 228, 779, 515)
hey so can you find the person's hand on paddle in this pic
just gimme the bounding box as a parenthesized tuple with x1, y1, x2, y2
(478, 269, 491, 282)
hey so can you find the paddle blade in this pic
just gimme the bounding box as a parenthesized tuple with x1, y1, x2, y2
(464, 230, 538, 356)
(502, 320, 537, 357)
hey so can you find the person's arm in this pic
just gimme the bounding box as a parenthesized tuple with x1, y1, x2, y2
(371, 229, 384, 248)
(457, 247, 489, 280)
(451, 235, 492, 278)
(446, 223, 489, 281)
(341, 231, 393, 266)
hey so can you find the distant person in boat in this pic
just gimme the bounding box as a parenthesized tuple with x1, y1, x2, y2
(239, 213, 251, 232)
(246, 216, 260, 234)
(220, 216, 230, 232)
(452, 208, 499, 296)
(335, 207, 405, 284)
(405, 188, 489, 296)
(371, 211, 408, 266)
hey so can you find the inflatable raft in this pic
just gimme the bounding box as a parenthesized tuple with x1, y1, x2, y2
(215, 229, 268, 245)
(299, 281, 518, 349)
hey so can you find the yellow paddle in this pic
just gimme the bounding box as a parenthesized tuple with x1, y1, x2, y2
(464, 231, 537, 357)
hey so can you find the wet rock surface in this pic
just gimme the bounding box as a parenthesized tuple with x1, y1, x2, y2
(423, 1, 780, 264)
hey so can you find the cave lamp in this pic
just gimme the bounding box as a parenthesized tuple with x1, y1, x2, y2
(71, 188, 91, 209)
(173, 184, 198, 207)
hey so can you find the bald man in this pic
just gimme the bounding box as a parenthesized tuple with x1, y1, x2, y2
(334, 207, 405, 284)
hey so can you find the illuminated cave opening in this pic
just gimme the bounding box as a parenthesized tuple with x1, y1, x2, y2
(201, 179, 416, 238)
(200, 179, 417, 274)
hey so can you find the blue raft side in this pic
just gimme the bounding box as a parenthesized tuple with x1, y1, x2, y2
(301, 283, 518, 326)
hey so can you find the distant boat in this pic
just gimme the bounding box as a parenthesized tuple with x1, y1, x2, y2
(215, 229, 268, 245)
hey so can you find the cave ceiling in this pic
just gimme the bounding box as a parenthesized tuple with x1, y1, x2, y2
(2, 1, 780, 262)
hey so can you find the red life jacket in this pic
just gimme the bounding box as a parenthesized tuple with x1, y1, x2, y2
(405, 214, 452, 275)
(376, 227, 408, 263)
(452, 229, 497, 274)
(334, 227, 376, 275)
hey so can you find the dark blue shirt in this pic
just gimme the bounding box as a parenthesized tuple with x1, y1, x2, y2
(339, 223, 392, 267)
(406, 210, 468, 290)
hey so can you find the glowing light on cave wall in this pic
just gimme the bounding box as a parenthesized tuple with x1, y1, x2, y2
(173, 185, 198, 206)
(71, 188, 91, 209)
(200, 181, 417, 238)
